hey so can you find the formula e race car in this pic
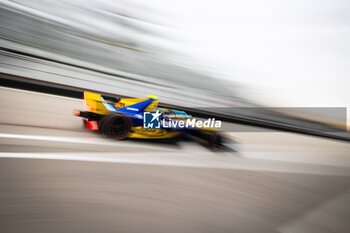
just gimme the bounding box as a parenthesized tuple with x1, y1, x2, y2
(74, 91, 235, 149)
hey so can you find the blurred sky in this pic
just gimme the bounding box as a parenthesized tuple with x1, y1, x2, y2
(101, 0, 349, 109)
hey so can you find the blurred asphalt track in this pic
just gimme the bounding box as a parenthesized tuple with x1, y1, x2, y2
(0, 86, 350, 233)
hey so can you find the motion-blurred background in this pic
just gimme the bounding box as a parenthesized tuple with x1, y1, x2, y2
(1, 0, 349, 133)
(0, 1, 350, 233)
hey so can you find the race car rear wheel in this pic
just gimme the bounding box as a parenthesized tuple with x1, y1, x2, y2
(99, 113, 131, 140)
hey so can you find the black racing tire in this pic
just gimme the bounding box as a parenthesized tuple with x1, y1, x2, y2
(209, 132, 223, 147)
(99, 113, 131, 140)
(98, 115, 110, 134)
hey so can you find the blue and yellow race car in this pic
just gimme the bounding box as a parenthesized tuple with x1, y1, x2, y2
(74, 91, 234, 149)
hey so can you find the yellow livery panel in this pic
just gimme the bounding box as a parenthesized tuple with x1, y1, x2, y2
(128, 126, 181, 139)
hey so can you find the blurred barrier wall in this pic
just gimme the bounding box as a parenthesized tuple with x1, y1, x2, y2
(0, 2, 243, 103)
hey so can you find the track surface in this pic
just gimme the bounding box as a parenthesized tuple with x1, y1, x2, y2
(0, 87, 350, 233)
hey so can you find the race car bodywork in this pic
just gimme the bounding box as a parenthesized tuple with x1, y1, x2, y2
(74, 91, 234, 148)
